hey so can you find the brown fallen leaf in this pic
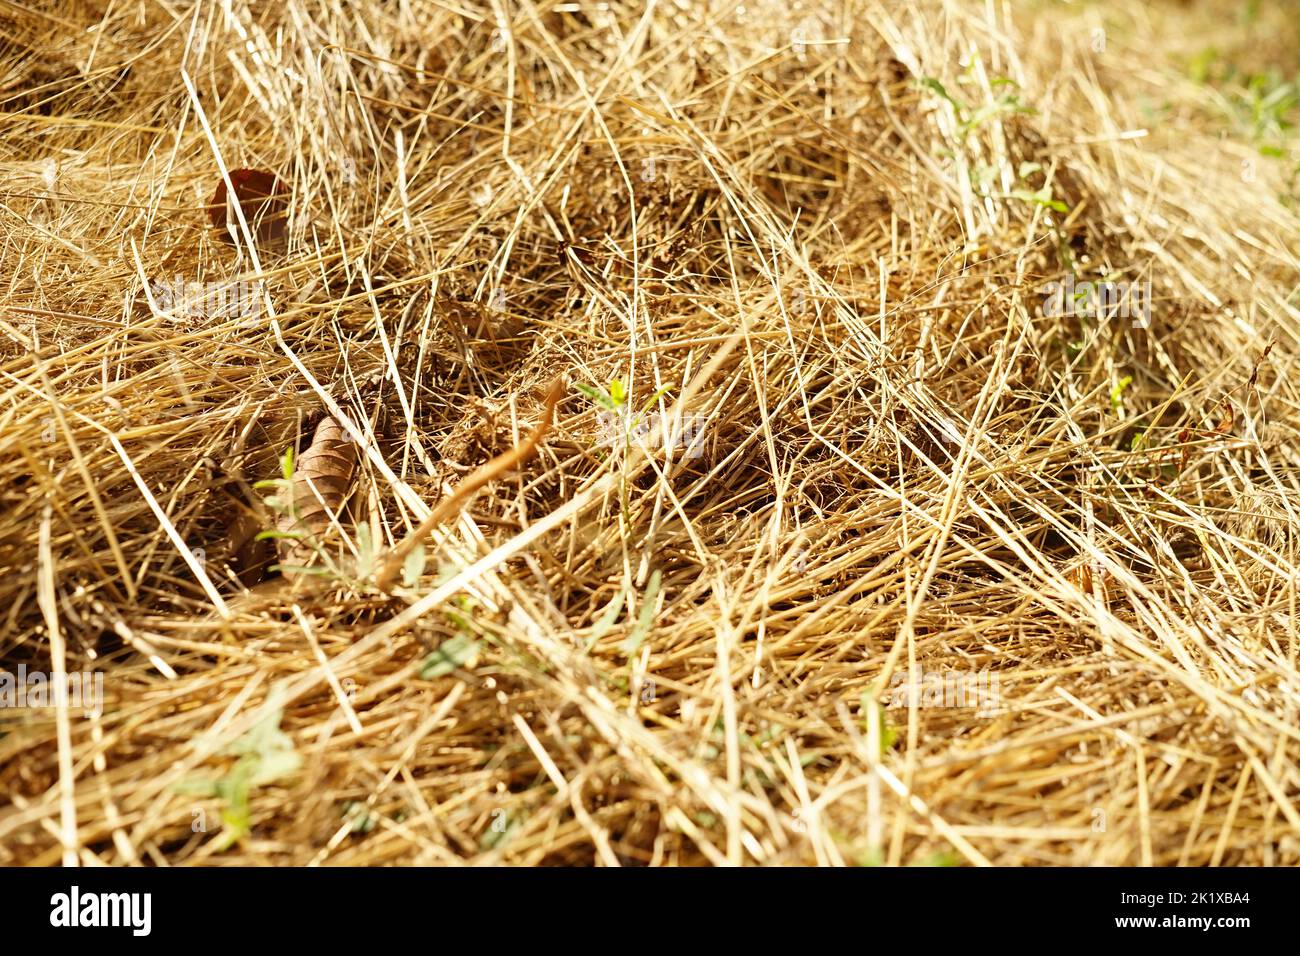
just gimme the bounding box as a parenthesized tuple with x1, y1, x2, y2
(276, 416, 357, 569)
(208, 167, 288, 245)
(439, 294, 526, 343)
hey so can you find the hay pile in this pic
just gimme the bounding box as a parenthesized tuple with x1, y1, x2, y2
(2, 0, 1298, 866)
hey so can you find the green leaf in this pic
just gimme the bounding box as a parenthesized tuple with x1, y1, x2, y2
(250, 748, 303, 786)
(402, 544, 427, 588)
(223, 700, 293, 758)
(860, 689, 898, 755)
(585, 589, 626, 653)
(342, 802, 376, 834)
(254, 529, 302, 542)
(1010, 186, 1067, 213)
(918, 77, 962, 111)
(637, 383, 674, 418)
(419, 634, 481, 679)
(621, 569, 662, 657)
(354, 524, 374, 577)
(576, 382, 618, 411)
(1110, 375, 1133, 413)
(1188, 47, 1218, 85)
(171, 776, 220, 797)
(281, 445, 295, 481)
(215, 763, 252, 850)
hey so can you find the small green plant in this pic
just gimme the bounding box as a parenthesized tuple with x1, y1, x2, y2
(971, 159, 1069, 214)
(1231, 71, 1299, 154)
(1010, 184, 1067, 214)
(418, 588, 483, 678)
(1110, 375, 1133, 414)
(576, 377, 626, 412)
(579, 377, 674, 454)
(918, 74, 1034, 142)
(577, 378, 674, 552)
(173, 686, 302, 851)
(1187, 51, 1299, 201)
(251, 445, 334, 576)
(922, 74, 1062, 219)
(252, 445, 386, 586)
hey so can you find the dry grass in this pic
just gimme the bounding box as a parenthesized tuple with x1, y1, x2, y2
(2, 0, 1299, 866)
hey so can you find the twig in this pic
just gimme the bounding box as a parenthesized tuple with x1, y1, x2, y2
(374, 377, 565, 592)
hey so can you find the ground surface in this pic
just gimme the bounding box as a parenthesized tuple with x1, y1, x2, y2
(2, 0, 1299, 865)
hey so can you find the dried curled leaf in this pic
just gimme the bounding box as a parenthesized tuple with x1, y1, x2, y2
(276, 416, 357, 567)
(437, 294, 525, 343)
(207, 167, 288, 244)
